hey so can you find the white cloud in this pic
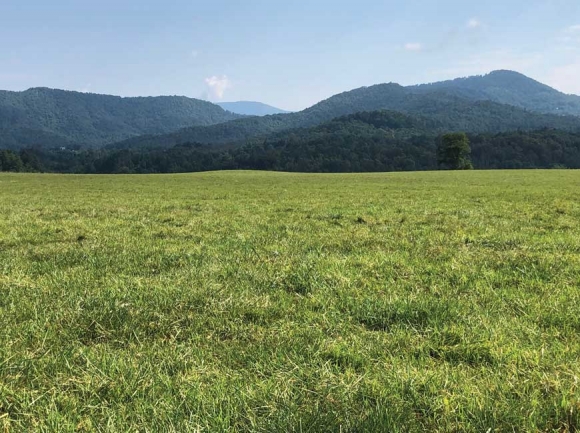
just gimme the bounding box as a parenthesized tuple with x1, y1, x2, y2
(191, 50, 199, 59)
(404, 43, 423, 52)
(467, 18, 481, 29)
(565, 24, 580, 34)
(204, 75, 231, 100)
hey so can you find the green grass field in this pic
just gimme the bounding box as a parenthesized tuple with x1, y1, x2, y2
(1, 170, 580, 432)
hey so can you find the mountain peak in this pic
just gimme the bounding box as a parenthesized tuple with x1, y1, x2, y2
(483, 70, 547, 86)
(487, 69, 526, 77)
(409, 70, 579, 115)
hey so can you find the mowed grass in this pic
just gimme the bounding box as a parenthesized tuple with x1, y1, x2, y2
(1, 170, 580, 432)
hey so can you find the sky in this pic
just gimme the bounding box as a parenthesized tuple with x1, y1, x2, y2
(1, 0, 579, 111)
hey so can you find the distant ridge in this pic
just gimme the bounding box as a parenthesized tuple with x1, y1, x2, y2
(217, 101, 290, 116)
(409, 70, 580, 116)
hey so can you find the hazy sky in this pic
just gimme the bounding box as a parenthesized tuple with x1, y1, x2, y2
(1, 0, 579, 110)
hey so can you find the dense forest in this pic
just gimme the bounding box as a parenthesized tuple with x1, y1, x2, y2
(3, 111, 579, 174)
(0, 88, 240, 149)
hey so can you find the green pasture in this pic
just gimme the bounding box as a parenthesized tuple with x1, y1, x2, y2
(1, 171, 579, 432)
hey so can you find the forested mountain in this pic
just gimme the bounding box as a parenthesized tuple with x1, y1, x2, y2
(223, 111, 580, 172)
(0, 88, 241, 149)
(5, 110, 580, 174)
(409, 70, 580, 116)
(112, 84, 580, 149)
(217, 101, 290, 116)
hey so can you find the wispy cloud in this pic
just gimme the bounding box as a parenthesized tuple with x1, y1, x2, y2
(467, 18, 482, 29)
(191, 50, 199, 59)
(204, 75, 231, 100)
(404, 43, 423, 52)
(556, 25, 580, 51)
(409, 18, 485, 55)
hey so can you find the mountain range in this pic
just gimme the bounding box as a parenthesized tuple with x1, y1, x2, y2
(217, 101, 290, 116)
(1, 70, 580, 151)
(112, 74, 580, 150)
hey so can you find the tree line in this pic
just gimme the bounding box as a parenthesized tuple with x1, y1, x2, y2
(2, 128, 579, 174)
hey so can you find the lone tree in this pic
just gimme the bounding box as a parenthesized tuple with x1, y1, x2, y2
(437, 132, 473, 170)
(0, 150, 24, 172)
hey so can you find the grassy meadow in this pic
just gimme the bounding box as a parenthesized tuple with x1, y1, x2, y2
(1, 170, 580, 432)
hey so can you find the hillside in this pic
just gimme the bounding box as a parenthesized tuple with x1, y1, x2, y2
(12, 110, 580, 173)
(0, 88, 241, 149)
(217, 101, 290, 116)
(111, 83, 580, 149)
(409, 70, 580, 116)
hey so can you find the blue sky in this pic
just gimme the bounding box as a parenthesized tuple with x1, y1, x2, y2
(1, 0, 579, 110)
